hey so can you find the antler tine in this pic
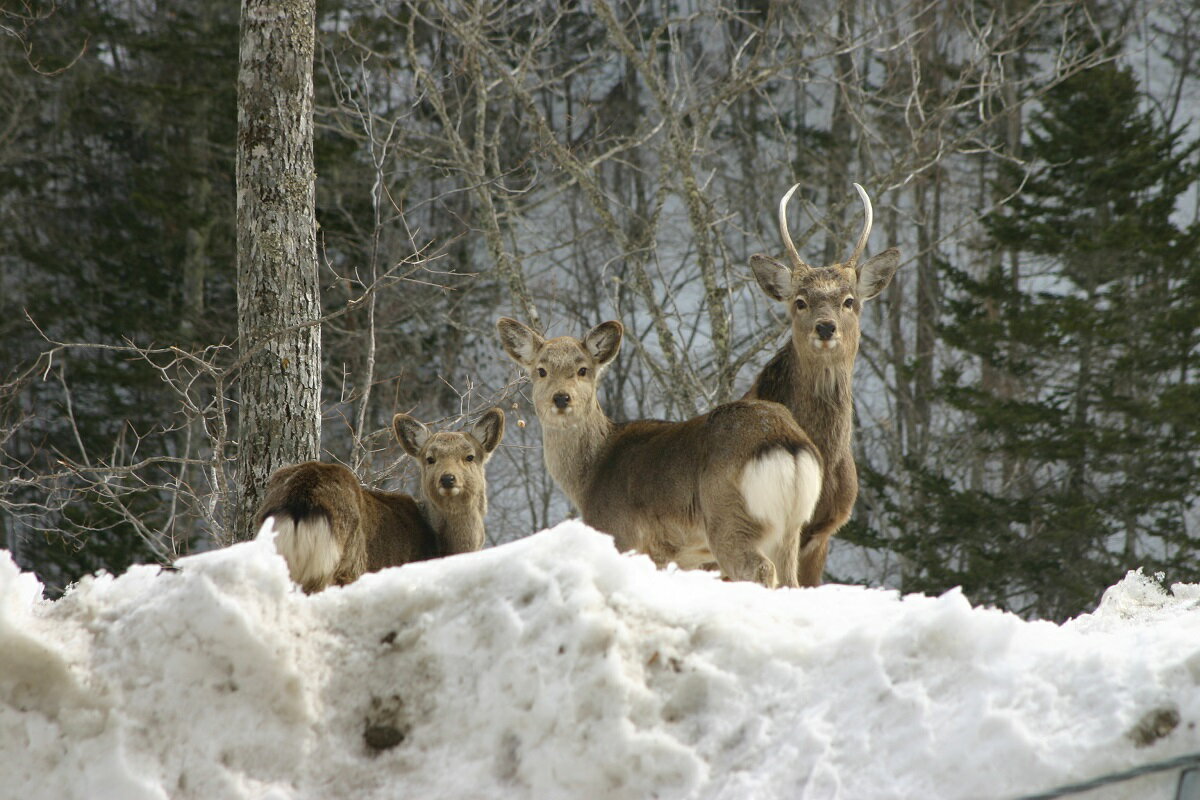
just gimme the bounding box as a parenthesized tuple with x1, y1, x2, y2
(848, 182, 873, 270)
(777, 182, 809, 271)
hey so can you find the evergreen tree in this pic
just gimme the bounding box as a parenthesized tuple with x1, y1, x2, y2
(0, 1, 240, 591)
(925, 61, 1200, 620)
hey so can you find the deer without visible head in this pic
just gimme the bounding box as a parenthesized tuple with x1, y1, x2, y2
(746, 183, 901, 586)
(498, 316, 823, 588)
(256, 409, 505, 593)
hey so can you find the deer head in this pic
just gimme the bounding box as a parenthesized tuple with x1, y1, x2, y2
(751, 183, 901, 366)
(394, 409, 505, 508)
(496, 317, 623, 431)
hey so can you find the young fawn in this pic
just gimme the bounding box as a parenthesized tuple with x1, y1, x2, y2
(498, 317, 822, 588)
(746, 183, 901, 585)
(256, 409, 505, 592)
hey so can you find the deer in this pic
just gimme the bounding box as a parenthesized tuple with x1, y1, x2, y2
(255, 408, 505, 593)
(497, 316, 823, 589)
(745, 182, 902, 586)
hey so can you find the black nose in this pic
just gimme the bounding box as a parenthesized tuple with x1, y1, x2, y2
(816, 321, 836, 340)
(439, 474, 456, 489)
(553, 393, 570, 410)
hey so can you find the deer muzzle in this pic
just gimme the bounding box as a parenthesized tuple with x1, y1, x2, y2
(811, 320, 840, 350)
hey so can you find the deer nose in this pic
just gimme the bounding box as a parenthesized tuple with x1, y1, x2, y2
(439, 474, 456, 489)
(553, 393, 571, 410)
(816, 321, 836, 340)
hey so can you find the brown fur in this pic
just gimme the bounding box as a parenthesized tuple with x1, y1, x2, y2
(255, 408, 505, 593)
(498, 317, 823, 589)
(746, 183, 901, 585)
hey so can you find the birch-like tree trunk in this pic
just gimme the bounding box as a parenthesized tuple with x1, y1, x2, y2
(234, 0, 320, 542)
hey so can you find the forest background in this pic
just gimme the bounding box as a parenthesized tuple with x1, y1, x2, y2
(2, 0, 1198, 622)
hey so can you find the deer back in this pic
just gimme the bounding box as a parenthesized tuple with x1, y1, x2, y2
(358, 487, 439, 568)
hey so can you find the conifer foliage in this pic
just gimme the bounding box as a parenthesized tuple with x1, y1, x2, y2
(929, 62, 1200, 619)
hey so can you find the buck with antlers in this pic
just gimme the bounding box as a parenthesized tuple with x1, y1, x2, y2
(498, 317, 822, 589)
(256, 409, 505, 593)
(746, 183, 901, 586)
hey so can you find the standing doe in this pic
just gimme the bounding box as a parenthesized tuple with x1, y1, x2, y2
(498, 317, 822, 588)
(256, 408, 505, 593)
(746, 183, 901, 585)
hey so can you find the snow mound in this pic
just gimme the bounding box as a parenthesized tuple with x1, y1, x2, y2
(2, 520, 1199, 800)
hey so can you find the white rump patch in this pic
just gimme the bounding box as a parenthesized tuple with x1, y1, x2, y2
(270, 513, 341, 589)
(741, 450, 797, 553)
(740, 448, 823, 551)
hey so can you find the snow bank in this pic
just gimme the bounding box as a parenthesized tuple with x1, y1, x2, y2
(2, 521, 1199, 800)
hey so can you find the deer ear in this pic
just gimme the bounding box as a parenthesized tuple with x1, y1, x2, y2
(470, 408, 505, 462)
(750, 254, 793, 302)
(583, 321, 622, 367)
(393, 413, 430, 458)
(496, 317, 544, 369)
(856, 248, 901, 302)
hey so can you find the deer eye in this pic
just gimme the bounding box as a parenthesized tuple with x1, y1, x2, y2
(577, 367, 588, 377)
(425, 456, 435, 465)
(794, 298, 808, 311)
(537, 367, 547, 378)
(843, 297, 855, 309)
(466, 454, 475, 462)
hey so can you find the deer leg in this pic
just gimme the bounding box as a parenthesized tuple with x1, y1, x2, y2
(796, 458, 853, 586)
(796, 532, 830, 587)
(796, 503, 847, 586)
(713, 534, 777, 588)
(703, 500, 778, 588)
(581, 506, 646, 560)
(775, 525, 801, 589)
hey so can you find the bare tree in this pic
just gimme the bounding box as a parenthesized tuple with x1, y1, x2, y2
(234, 0, 321, 541)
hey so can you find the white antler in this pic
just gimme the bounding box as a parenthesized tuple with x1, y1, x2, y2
(777, 182, 810, 271)
(848, 183, 873, 270)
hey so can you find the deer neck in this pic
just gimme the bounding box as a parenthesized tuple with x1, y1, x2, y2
(423, 494, 487, 552)
(540, 401, 613, 510)
(754, 343, 855, 460)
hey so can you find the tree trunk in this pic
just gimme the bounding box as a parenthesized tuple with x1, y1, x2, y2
(233, 0, 321, 542)
(823, 0, 854, 265)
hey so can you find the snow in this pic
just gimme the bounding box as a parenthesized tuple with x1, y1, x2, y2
(2, 520, 1199, 800)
